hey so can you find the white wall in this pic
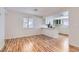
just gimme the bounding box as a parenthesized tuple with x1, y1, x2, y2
(5, 10, 43, 39)
(5, 10, 61, 39)
(69, 8, 79, 47)
(0, 8, 5, 49)
(5, 7, 79, 49)
(5, 10, 60, 39)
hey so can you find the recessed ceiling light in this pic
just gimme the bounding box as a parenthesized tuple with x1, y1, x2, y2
(34, 9, 38, 11)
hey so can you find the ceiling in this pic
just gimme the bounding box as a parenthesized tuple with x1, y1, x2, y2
(5, 7, 66, 16)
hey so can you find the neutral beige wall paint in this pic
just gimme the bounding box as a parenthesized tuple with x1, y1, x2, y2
(0, 8, 5, 49)
(69, 8, 79, 47)
(5, 10, 43, 39)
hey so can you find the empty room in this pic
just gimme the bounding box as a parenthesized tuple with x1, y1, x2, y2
(0, 7, 69, 52)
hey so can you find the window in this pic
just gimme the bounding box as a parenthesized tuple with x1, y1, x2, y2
(29, 18, 34, 28)
(23, 17, 34, 28)
(23, 18, 28, 28)
(54, 19, 62, 25)
(45, 17, 53, 25)
(63, 19, 69, 26)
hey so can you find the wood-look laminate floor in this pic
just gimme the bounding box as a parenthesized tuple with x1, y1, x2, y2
(2, 35, 68, 52)
(69, 45, 79, 52)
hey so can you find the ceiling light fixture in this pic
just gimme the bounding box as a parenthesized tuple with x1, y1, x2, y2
(34, 9, 38, 11)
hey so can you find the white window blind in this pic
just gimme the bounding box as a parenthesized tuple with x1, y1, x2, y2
(23, 18, 28, 28)
(23, 17, 34, 28)
(29, 18, 34, 28)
